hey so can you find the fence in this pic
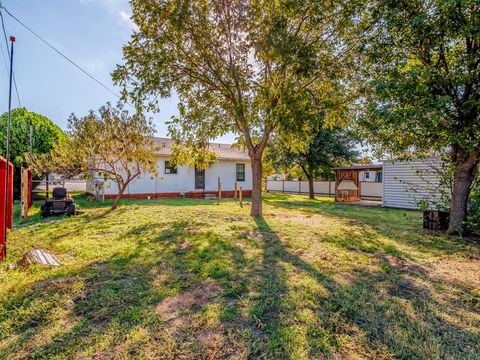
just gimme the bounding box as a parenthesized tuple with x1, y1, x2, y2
(32, 178, 87, 199)
(0, 157, 13, 261)
(266, 180, 383, 199)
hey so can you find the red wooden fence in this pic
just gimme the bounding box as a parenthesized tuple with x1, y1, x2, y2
(0, 156, 13, 261)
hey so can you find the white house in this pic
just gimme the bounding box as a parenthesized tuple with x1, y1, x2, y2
(359, 170, 382, 182)
(86, 138, 252, 199)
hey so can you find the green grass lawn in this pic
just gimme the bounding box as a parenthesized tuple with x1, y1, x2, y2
(1, 193, 479, 359)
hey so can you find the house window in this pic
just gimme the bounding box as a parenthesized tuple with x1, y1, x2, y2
(165, 161, 177, 174)
(375, 171, 382, 183)
(365, 172, 370, 179)
(236, 163, 245, 181)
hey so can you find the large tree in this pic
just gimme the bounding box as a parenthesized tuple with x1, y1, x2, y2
(0, 108, 66, 197)
(67, 103, 158, 209)
(113, 0, 357, 216)
(359, 0, 480, 234)
(267, 126, 357, 199)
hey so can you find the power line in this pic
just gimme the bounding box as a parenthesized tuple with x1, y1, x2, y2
(0, 2, 129, 105)
(0, 35, 8, 74)
(0, 7, 21, 107)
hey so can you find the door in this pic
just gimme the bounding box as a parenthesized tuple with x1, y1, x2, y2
(195, 167, 205, 189)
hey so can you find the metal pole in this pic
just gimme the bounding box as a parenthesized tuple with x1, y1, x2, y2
(29, 123, 32, 157)
(3, 36, 15, 259)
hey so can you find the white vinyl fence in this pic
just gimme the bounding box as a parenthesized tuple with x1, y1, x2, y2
(266, 180, 383, 199)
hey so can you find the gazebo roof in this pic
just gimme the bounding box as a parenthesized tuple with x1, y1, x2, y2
(332, 164, 382, 171)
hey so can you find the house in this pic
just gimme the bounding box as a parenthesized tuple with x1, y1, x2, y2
(359, 169, 382, 182)
(86, 138, 252, 199)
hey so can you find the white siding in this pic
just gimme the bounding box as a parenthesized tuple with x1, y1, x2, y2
(92, 156, 252, 196)
(383, 158, 444, 209)
(204, 160, 251, 192)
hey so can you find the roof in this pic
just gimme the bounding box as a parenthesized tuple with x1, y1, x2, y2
(332, 164, 383, 171)
(153, 137, 250, 161)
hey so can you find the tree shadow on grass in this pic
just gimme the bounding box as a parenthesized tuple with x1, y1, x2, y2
(263, 193, 478, 257)
(249, 216, 337, 358)
(0, 218, 254, 359)
(321, 266, 480, 359)
(2, 210, 479, 359)
(249, 215, 480, 359)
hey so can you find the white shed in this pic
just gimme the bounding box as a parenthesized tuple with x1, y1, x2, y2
(382, 158, 445, 209)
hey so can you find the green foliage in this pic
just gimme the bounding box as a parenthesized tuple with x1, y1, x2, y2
(26, 139, 84, 179)
(0, 108, 66, 197)
(168, 143, 218, 170)
(266, 126, 358, 181)
(359, 0, 480, 156)
(358, 0, 480, 232)
(113, 0, 360, 214)
(0, 108, 66, 166)
(66, 102, 159, 208)
(467, 182, 480, 235)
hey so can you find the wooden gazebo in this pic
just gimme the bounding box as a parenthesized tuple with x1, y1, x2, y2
(333, 165, 382, 203)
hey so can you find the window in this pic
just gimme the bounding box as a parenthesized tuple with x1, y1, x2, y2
(236, 163, 245, 181)
(165, 161, 177, 174)
(365, 172, 370, 179)
(375, 171, 382, 183)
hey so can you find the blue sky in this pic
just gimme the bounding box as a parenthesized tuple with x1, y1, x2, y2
(0, 0, 234, 143)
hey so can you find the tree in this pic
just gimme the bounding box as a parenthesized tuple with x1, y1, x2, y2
(359, 0, 480, 234)
(26, 139, 84, 180)
(266, 126, 357, 199)
(67, 103, 158, 209)
(0, 108, 66, 197)
(113, 0, 358, 216)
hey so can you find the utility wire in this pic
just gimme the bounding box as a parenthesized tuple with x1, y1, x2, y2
(0, 7, 21, 107)
(0, 2, 129, 105)
(0, 35, 8, 74)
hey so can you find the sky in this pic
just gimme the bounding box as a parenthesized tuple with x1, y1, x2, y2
(0, 0, 234, 143)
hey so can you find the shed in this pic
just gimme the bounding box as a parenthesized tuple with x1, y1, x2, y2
(382, 158, 445, 209)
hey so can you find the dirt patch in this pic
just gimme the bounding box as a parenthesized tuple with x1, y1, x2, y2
(30, 278, 78, 292)
(155, 280, 221, 322)
(268, 211, 315, 222)
(198, 328, 228, 359)
(377, 255, 428, 276)
(429, 258, 480, 289)
(226, 215, 246, 222)
(388, 276, 430, 299)
(245, 230, 264, 241)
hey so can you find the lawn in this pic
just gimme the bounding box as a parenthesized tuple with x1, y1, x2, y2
(1, 193, 479, 359)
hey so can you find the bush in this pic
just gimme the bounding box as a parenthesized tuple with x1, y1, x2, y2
(0, 108, 66, 198)
(467, 184, 480, 236)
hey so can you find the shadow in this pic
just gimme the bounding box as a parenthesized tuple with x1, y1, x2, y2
(248, 216, 337, 358)
(3, 196, 479, 359)
(248, 215, 479, 359)
(0, 214, 253, 359)
(263, 193, 477, 257)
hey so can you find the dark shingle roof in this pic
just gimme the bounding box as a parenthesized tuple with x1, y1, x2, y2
(153, 137, 250, 161)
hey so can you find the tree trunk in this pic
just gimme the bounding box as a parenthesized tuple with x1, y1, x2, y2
(308, 175, 315, 199)
(111, 182, 128, 210)
(250, 155, 263, 217)
(447, 153, 479, 235)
